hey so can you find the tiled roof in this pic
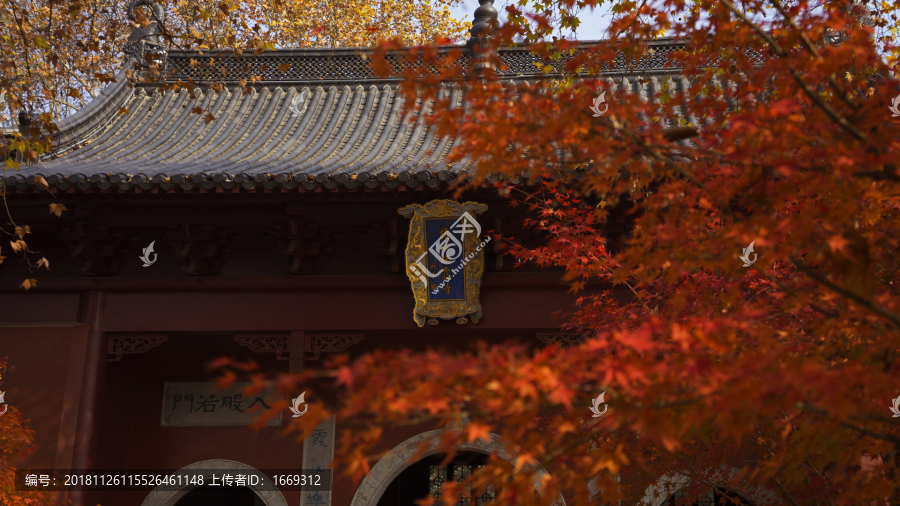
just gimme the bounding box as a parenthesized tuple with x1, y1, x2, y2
(5, 40, 702, 193)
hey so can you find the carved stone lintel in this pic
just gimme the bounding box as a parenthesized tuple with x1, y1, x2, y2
(536, 332, 586, 348)
(107, 334, 168, 362)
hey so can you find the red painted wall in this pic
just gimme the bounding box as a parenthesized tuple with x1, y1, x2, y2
(94, 335, 304, 506)
(0, 326, 85, 468)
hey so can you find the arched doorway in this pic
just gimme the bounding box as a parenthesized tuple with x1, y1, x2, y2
(377, 451, 497, 506)
(665, 485, 752, 506)
(174, 484, 266, 506)
(350, 429, 565, 506)
(639, 468, 779, 506)
(140, 459, 288, 506)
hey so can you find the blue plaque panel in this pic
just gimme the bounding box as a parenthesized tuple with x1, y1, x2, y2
(424, 218, 467, 301)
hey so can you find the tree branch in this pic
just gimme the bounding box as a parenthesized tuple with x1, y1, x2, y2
(773, 479, 802, 506)
(697, 478, 760, 506)
(718, 0, 867, 142)
(795, 402, 900, 447)
(767, 0, 860, 111)
(790, 256, 900, 328)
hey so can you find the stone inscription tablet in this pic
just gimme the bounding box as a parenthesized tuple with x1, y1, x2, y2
(301, 416, 335, 506)
(161, 382, 282, 427)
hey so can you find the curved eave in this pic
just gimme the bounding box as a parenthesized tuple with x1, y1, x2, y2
(6, 72, 709, 194)
(1, 170, 518, 194)
(3, 59, 135, 148)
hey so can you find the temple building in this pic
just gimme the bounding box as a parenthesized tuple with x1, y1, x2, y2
(0, 1, 737, 505)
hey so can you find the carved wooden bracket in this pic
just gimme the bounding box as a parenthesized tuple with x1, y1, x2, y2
(165, 223, 232, 276)
(535, 332, 587, 348)
(60, 221, 131, 276)
(234, 333, 288, 357)
(234, 331, 365, 373)
(364, 220, 402, 273)
(268, 220, 332, 274)
(106, 334, 168, 362)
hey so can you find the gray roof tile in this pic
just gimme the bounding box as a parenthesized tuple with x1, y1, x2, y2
(9, 40, 705, 192)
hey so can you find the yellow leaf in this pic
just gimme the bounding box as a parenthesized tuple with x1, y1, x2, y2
(10, 240, 26, 252)
(0, 254, 5, 265)
(118, 107, 130, 116)
(20, 279, 37, 291)
(34, 175, 49, 190)
(14, 225, 30, 238)
(49, 203, 67, 217)
(37, 257, 49, 269)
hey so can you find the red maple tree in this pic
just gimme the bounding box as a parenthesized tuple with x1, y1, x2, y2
(216, 0, 900, 504)
(0, 357, 54, 506)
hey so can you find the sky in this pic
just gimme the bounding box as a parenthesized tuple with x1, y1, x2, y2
(448, 1, 615, 41)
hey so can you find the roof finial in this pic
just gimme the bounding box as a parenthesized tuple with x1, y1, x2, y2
(466, 0, 499, 72)
(123, 0, 167, 66)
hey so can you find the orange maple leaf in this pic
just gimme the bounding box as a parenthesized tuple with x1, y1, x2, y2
(827, 234, 849, 253)
(466, 422, 491, 443)
(336, 366, 354, 388)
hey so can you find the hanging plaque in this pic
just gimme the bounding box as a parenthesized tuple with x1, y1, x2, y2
(398, 200, 489, 327)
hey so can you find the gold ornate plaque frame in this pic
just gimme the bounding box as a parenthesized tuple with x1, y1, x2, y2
(398, 200, 489, 327)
